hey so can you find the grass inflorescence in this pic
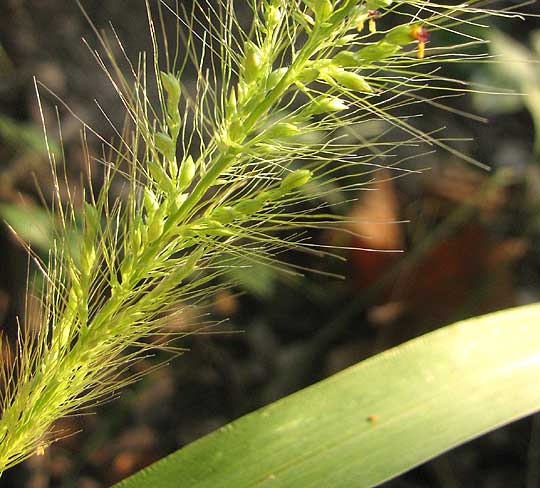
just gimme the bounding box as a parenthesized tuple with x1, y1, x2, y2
(0, 0, 526, 474)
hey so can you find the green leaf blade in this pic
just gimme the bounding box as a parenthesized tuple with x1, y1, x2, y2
(116, 304, 540, 488)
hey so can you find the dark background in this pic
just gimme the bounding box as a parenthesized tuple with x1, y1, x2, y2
(1, 1, 540, 487)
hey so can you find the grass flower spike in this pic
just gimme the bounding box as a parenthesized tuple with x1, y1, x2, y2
(0, 0, 525, 475)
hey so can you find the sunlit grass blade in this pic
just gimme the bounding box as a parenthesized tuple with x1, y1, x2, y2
(115, 304, 540, 488)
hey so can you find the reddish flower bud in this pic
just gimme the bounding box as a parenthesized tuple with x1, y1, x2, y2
(411, 25, 430, 43)
(410, 25, 430, 59)
(368, 10, 380, 33)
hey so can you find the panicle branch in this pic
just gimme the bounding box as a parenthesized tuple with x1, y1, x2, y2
(0, 0, 523, 473)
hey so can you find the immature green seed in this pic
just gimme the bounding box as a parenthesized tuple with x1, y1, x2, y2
(332, 51, 361, 68)
(264, 188, 287, 201)
(205, 226, 235, 237)
(385, 25, 415, 46)
(267, 6, 282, 27)
(147, 215, 165, 241)
(212, 206, 239, 224)
(264, 122, 300, 139)
(335, 34, 358, 47)
(255, 190, 272, 203)
(155, 132, 176, 162)
(83, 202, 100, 237)
(237, 80, 248, 101)
(132, 227, 142, 253)
(266, 68, 288, 91)
(319, 0, 334, 19)
(171, 252, 199, 283)
(147, 159, 171, 190)
(280, 169, 313, 191)
(174, 192, 188, 209)
(301, 11, 315, 27)
(227, 88, 237, 116)
(235, 198, 264, 216)
(67, 284, 80, 313)
(167, 115, 181, 141)
(182, 252, 199, 277)
(161, 73, 182, 134)
(357, 41, 401, 62)
(329, 69, 373, 92)
(143, 188, 159, 215)
(160, 71, 181, 108)
(179, 155, 196, 190)
(305, 0, 334, 20)
(311, 96, 349, 114)
(120, 255, 134, 282)
(243, 41, 263, 84)
(298, 67, 320, 84)
(69, 275, 83, 300)
(168, 158, 178, 179)
(228, 119, 243, 140)
(81, 244, 96, 276)
(255, 143, 278, 154)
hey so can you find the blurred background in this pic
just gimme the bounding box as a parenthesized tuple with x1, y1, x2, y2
(0, 1, 539, 486)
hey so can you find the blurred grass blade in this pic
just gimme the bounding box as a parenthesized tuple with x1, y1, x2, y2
(116, 304, 540, 487)
(0, 203, 53, 252)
